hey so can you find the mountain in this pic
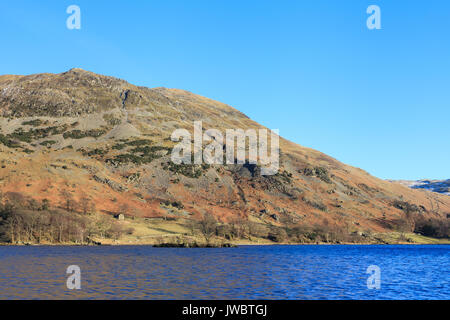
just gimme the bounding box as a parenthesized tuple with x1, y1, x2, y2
(0, 69, 449, 244)
(390, 180, 450, 196)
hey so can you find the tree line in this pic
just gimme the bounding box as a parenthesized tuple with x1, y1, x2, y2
(186, 213, 368, 244)
(0, 191, 131, 244)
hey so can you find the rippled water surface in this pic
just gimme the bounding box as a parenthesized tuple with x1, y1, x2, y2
(0, 245, 448, 299)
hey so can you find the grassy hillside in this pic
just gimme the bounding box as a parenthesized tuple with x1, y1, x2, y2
(0, 69, 449, 245)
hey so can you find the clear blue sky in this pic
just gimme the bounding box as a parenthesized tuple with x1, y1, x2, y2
(0, 0, 449, 180)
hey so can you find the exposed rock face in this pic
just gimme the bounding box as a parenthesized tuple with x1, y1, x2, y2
(0, 69, 449, 233)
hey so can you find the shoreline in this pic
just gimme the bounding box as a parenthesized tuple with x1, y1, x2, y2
(1, 241, 449, 247)
(2, 231, 449, 247)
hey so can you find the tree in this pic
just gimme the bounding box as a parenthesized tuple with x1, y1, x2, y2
(27, 198, 40, 211)
(268, 227, 287, 243)
(5, 192, 26, 209)
(60, 189, 76, 212)
(108, 223, 126, 241)
(41, 199, 50, 211)
(199, 213, 217, 244)
(79, 194, 95, 215)
(229, 217, 247, 239)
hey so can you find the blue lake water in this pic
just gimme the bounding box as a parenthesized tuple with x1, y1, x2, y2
(0, 245, 448, 300)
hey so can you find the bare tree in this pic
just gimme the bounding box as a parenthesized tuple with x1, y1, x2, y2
(229, 217, 249, 239)
(5, 192, 26, 209)
(27, 198, 40, 211)
(199, 213, 217, 244)
(60, 189, 76, 212)
(79, 194, 95, 215)
(41, 199, 50, 211)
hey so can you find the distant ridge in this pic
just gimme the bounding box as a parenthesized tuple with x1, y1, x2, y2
(390, 179, 450, 196)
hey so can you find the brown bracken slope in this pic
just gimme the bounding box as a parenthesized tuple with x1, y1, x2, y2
(0, 68, 449, 236)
